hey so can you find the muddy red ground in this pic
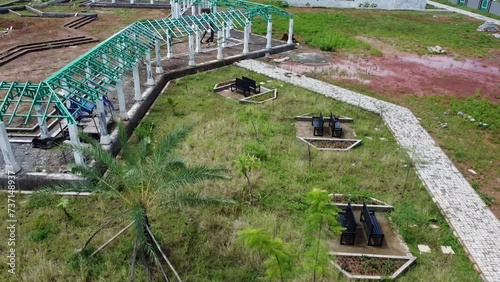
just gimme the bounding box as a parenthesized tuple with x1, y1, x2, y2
(275, 38, 500, 103)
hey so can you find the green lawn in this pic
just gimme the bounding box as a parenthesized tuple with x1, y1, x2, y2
(249, 6, 500, 210)
(0, 67, 480, 281)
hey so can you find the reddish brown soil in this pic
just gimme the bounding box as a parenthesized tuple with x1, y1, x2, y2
(278, 38, 500, 103)
(337, 256, 407, 276)
(0, 8, 167, 83)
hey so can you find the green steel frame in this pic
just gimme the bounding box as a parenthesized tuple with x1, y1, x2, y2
(0, 0, 291, 127)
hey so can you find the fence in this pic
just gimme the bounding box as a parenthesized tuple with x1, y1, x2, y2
(447, 0, 500, 16)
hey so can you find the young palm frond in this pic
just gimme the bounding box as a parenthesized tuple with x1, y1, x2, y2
(153, 126, 192, 162)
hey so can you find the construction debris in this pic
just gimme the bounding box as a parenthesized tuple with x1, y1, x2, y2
(477, 21, 499, 32)
(1, 26, 12, 36)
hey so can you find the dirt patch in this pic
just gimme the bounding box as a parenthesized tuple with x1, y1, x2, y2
(296, 119, 355, 139)
(329, 211, 408, 256)
(273, 39, 500, 103)
(0, 8, 167, 83)
(307, 139, 357, 149)
(337, 256, 407, 276)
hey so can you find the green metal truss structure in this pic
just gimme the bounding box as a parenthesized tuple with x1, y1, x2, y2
(0, 0, 291, 127)
(0, 81, 75, 124)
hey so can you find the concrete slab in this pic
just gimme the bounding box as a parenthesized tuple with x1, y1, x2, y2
(418, 244, 431, 254)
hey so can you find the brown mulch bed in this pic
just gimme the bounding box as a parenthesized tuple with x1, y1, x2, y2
(337, 256, 407, 276)
(307, 139, 356, 149)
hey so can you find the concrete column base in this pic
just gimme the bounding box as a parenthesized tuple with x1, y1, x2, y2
(147, 78, 155, 86)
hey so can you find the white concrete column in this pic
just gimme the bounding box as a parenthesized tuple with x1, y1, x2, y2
(167, 33, 173, 58)
(61, 78, 71, 108)
(191, 5, 195, 15)
(155, 40, 163, 74)
(212, 5, 216, 13)
(150, 0, 154, 4)
(225, 20, 232, 39)
(222, 23, 227, 48)
(243, 21, 250, 54)
(197, 5, 201, 14)
(0, 122, 21, 174)
(91, 0, 96, 3)
(133, 63, 142, 101)
(130, 0, 134, 4)
(68, 124, 84, 166)
(111, 0, 115, 3)
(116, 80, 129, 120)
(288, 18, 294, 44)
(195, 26, 201, 53)
(85, 61, 91, 81)
(217, 30, 223, 60)
(266, 17, 272, 49)
(146, 50, 155, 86)
(96, 98, 111, 145)
(188, 32, 195, 66)
(34, 104, 49, 139)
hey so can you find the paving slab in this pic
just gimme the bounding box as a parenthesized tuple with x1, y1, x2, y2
(235, 59, 500, 282)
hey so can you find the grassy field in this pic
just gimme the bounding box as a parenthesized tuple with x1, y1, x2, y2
(249, 6, 500, 212)
(251, 7, 500, 57)
(0, 67, 480, 281)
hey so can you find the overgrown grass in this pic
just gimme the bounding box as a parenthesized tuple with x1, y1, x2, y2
(328, 78, 499, 207)
(0, 66, 480, 281)
(250, 8, 500, 56)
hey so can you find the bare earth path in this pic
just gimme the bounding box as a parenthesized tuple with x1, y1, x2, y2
(236, 59, 500, 282)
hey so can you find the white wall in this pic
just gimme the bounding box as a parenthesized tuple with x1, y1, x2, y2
(286, 0, 428, 10)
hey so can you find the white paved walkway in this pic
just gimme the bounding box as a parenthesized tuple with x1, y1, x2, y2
(236, 60, 500, 282)
(428, 0, 500, 25)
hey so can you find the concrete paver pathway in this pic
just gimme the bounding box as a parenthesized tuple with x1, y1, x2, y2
(427, 1, 500, 25)
(236, 59, 500, 282)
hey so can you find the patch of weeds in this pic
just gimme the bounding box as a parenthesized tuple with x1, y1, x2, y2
(134, 119, 156, 141)
(68, 247, 104, 280)
(26, 192, 57, 209)
(244, 140, 268, 161)
(30, 228, 51, 242)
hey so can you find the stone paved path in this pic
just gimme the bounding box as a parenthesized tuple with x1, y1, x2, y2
(236, 60, 500, 282)
(428, 1, 500, 25)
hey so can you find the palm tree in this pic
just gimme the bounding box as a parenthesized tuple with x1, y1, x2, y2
(63, 123, 232, 281)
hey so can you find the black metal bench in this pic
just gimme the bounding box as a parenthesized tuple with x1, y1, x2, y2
(242, 76, 260, 94)
(329, 112, 342, 138)
(230, 78, 251, 97)
(312, 112, 324, 136)
(360, 203, 384, 246)
(338, 202, 357, 245)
